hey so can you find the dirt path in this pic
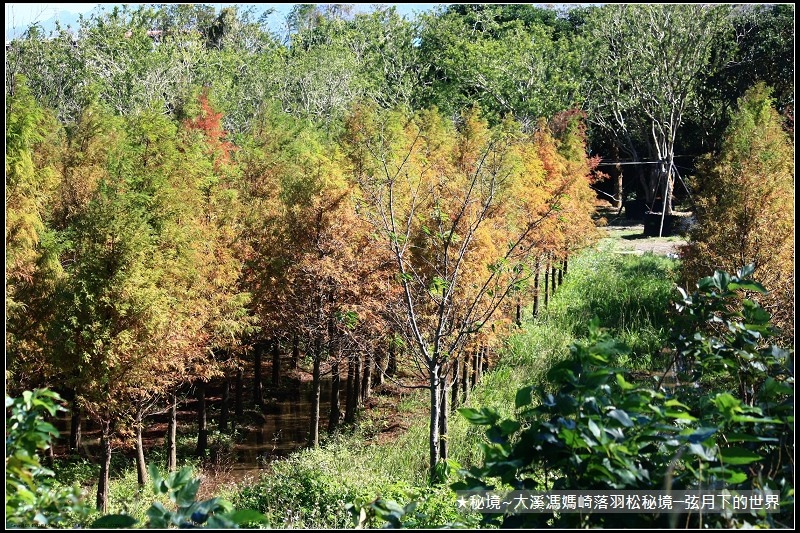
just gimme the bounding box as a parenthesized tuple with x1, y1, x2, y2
(594, 203, 690, 257)
(602, 222, 687, 257)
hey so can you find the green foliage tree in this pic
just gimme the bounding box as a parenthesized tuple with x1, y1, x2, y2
(42, 99, 252, 511)
(5, 76, 65, 391)
(682, 4, 795, 158)
(187, 6, 285, 134)
(416, 5, 582, 126)
(680, 83, 794, 343)
(581, 4, 728, 219)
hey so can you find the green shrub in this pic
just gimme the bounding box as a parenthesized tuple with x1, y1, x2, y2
(454, 265, 793, 528)
(5, 389, 93, 527)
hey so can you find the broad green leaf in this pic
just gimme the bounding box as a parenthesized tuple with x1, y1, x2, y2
(588, 419, 602, 440)
(712, 270, 730, 290)
(729, 280, 767, 293)
(666, 410, 697, 421)
(707, 467, 748, 484)
(91, 514, 138, 528)
(515, 386, 533, 408)
(688, 443, 717, 461)
(724, 432, 778, 443)
(719, 447, 762, 465)
(227, 509, 269, 525)
(606, 409, 634, 427)
(730, 414, 780, 424)
(175, 478, 201, 506)
(685, 427, 717, 444)
(458, 407, 499, 426)
(616, 373, 635, 390)
(664, 398, 691, 410)
(499, 419, 521, 435)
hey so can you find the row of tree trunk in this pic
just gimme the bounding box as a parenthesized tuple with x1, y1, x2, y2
(65, 251, 571, 511)
(528, 252, 569, 322)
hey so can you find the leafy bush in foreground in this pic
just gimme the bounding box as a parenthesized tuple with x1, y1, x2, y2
(5, 389, 89, 527)
(456, 265, 793, 528)
(5, 390, 267, 529)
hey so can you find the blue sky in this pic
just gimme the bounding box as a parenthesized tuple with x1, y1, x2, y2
(5, 3, 442, 39)
(6, 3, 100, 29)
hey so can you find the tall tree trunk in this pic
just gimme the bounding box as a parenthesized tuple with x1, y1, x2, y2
(328, 356, 341, 432)
(96, 419, 112, 512)
(551, 258, 558, 295)
(309, 290, 323, 447)
(387, 341, 397, 376)
(481, 345, 489, 375)
(167, 392, 177, 472)
(196, 381, 208, 457)
(69, 396, 81, 454)
(344, 353, 357, 423)
(515, 300, 522, 326)
(327, 291, 340, 432)
(235, 367, 243, 420)
(361, 351, 371, 402)
(428, 363, 441, 483)
(533, 256, 541, 318)
(663, 158, 675, 216)
(271, 338, 281, 387)
(557, 258, 563, 286)
(220, 376, 230, 433)
(374, 348, 384, 387)
(461, 353, 470, 404)
(308, 336, 322, 447)
(253, 342, 264, 407)
(562, 256, 568, 278)
(472, 348, 480, 388)
(135, 414, 147, 486)
(543, 254, 550, 308)
(451, 354, 461, 411)
(354, 353, 362, 406)
(291, 334, 299, 370)
(613, 143, 623, 210)
(438, 371, 448, 461)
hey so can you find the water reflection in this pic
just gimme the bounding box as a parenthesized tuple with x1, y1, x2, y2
(51, 376, 337, 480)
(233, 377, 334, 472)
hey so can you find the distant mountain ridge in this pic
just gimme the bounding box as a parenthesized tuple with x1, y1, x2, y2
(6, 8, 94, 40)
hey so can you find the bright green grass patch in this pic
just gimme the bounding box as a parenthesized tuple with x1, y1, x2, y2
(519, 249, 678, 370)
(234, 430, 468, 528)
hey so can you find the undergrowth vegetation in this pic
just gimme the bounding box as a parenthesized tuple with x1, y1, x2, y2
(21, 246, 789, 529)
(228, 246, 680, 527)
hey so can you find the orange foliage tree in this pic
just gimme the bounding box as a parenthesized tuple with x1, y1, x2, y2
(238, 104, 384, 444)
(680, 83, 794, 341)
(343, 103, 598, 479)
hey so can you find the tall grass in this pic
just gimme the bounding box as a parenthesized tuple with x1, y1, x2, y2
(525, 249, 679, 370)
